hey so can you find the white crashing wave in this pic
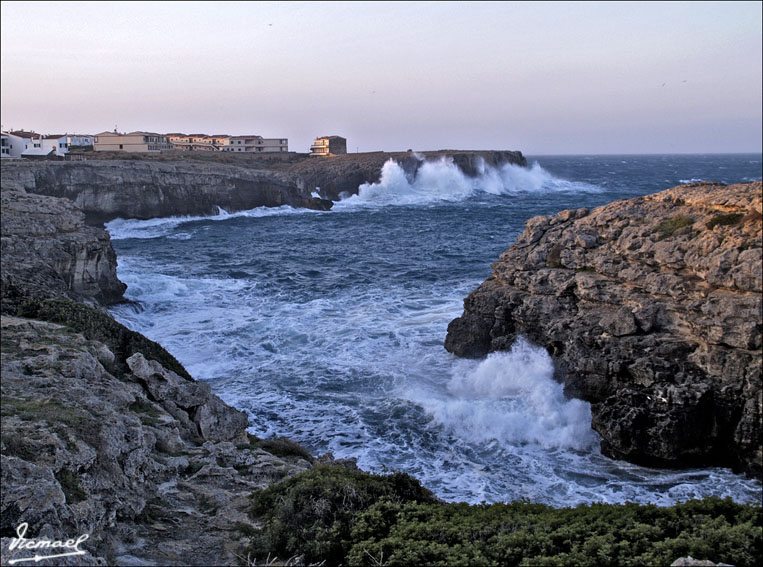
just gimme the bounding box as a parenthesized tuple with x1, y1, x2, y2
(106, 205, 319, 240)
(406, 337, 598, 452)
(334, 156, 602, 208)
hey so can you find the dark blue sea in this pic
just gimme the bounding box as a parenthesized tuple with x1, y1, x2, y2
(108, 154, 762, 506)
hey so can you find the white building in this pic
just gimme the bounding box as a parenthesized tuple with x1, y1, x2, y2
(66, 134, 94, 148)
(3, 131, 40, 157)
(1, 132, 21, 158)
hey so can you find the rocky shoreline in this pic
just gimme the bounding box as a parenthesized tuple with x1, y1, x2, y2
(0, 149, 525, 225)
(0, 177, 320, 564)
(445, 181, 762, 476)
(1, 164, 760, 565)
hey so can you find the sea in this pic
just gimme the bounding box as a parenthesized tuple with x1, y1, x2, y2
(107, 154, 763, 507)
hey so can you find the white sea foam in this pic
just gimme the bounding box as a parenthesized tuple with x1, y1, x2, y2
(334, 157, 601, 208)
(106, 205, 319, 240)
(406, 338, 597, 452)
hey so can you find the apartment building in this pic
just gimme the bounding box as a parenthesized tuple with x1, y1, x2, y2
(310, 136, 347, 157)
(225, 135, 288, 153)
(168, 133, 231, 151)
(94, 131, 173, 152)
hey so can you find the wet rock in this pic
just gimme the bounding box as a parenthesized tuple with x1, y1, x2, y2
(445, 182, 762, 476)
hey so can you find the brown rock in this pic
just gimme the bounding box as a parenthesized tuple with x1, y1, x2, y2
(445, 182, 763, 476)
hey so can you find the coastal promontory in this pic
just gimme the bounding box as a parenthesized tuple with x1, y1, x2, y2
(445, 181, 762, 476)
(0, 150, 526, 225)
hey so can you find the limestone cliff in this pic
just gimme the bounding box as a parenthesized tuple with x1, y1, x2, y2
(285, 149, 527, 200)
(445, 182, 762, 476)
(0, 314, 312, 565)
(1, 160, 332, 225)
(1, 185, 126, 313)
(0, 167, 320, 565)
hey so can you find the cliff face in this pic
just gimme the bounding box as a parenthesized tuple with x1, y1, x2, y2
(1, 185, 126, 313)
(0, 315, 311, 565)
(445, 182, 762, 475)
(285, 150, 527, 200)
(0, 172, 318, 564)
(1, 160, 332, 225)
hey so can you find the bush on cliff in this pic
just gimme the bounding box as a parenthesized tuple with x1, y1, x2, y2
(247, 465, 437, 565)
(248, 465, 762, 566)
(16, 298, 193, 380)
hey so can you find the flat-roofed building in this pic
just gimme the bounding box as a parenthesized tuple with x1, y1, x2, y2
(66, 134, 94, 148)
(225, 135, 288, 153)
(168, 133, 230, 151)
(94, 131, 173, 152)
(1, 131, 26, 158)
(310, 136, 347, 157)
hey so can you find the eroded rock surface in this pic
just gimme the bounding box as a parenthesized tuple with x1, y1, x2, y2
(0, 317, 311, 565)
(1, 160, 332, 225)
(445, 182, 762, 475)
(1, 186, 126, 313)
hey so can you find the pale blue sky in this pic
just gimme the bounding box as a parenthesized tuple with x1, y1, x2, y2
(2, 1, 761, 154)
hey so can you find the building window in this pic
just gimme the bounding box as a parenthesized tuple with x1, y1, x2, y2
(119, 144, 123, 149)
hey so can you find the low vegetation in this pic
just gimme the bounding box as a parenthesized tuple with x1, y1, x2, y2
(706, 212, 744, 230)
(247, 465, 762, 567)
(654, 216, 694, 239)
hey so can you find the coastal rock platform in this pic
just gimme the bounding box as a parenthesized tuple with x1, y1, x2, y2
(445, 181, 762, 475)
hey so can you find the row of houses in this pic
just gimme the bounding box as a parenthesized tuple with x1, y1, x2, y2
(1, 129, 347, 158)
(1, 131, 94, 158)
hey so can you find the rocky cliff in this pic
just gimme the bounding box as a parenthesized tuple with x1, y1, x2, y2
(1, 311, 312, 565)
(0, 171, 318, 565)
(1, 186, 126, 314)
(285, 149, 527, 200)
(445, 182, 762, 476)
(1, 160, 332, 225)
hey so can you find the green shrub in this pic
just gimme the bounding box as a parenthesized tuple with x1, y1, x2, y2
(655, 216, 694, 238)
(707, 212, 744, 230)
(247, 465, 436, 565)
(247, 467, 762, 567)
(254, 436, 314, 462)
(16, 298, 192, 380)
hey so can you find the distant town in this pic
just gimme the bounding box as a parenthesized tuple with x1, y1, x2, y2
(0, 129, 348, 159)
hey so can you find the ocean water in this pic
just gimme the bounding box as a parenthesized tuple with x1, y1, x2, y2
(108, 154, 762, 507)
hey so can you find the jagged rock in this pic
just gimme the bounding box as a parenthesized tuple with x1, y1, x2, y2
(1, 187, 126, 313)
(1, 160, 332, 225)
(0, 317, 310, 565)
(671, 557, 734, 566)
(445, 182, 762, 475)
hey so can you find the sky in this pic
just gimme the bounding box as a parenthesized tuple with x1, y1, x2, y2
(1, 1, 761, 154)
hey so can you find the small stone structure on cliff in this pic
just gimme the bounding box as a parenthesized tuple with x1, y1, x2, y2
(446, 181, 762, 476)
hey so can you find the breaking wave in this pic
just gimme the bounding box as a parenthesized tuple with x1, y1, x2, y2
(406, 338, 597, 452)
(106, 205, 319, 240)
(334, 157, 602, 208)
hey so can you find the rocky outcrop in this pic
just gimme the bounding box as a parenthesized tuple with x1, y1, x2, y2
(0, 168, 319, 565)
(1, 185, 126, 314)
(0, 316, 312, 565)
(285, 150, 527, 200)
(1, 160, 332, 225)
(445, 182, 762, 476)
